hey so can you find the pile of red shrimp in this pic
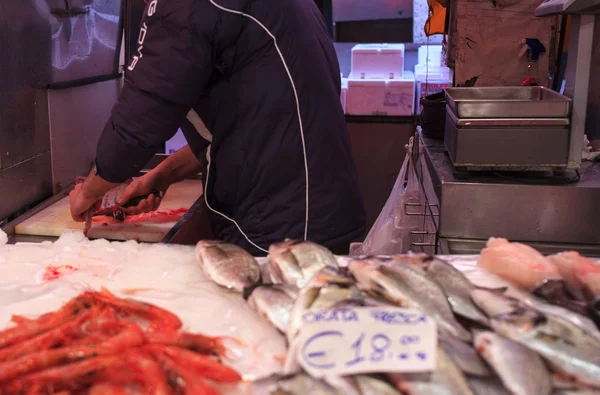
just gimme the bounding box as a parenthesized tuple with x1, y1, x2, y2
(0, 288, 241, 394)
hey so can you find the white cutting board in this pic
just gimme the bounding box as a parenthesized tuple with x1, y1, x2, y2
(15, 180, 203, 243)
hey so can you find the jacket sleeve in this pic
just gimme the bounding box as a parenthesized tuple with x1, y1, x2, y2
(95, 0, 217, 183)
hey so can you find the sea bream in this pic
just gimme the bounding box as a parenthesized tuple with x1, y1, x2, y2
(195, 240, 261, 293)
(474, 331, 552, 395)
(247, 285, 299, 334)
(348, 257, 472, 342)
(472, 290, 600, 389)
(286, 266, 361, 342)
(268, 239, 339, 288)
(413, 256, 490, 326)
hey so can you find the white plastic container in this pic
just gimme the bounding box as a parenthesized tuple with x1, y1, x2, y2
(414, 64, 452, 82)
(415, 80, 452, 115)
(350, 44, 405, 80)
(418, 45, 444, 67)
(341, 78, 348, 114)
(165, 129, 187, 154)
(346, 71, 415, 116)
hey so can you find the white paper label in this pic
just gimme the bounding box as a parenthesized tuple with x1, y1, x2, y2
(296, 307, 437, 378)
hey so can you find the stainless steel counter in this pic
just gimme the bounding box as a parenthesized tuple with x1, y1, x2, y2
(418, 130, 600, 256)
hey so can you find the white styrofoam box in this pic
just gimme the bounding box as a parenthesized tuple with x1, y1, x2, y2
(350, 44, 405, 80)
(346, 71, 415, 116)
(418, 45, 444, 66)
(415, 79, 452, 115)
(414, 64, 452, 82)
(165, 129, 187, 154)
(341, 78, 348, 114)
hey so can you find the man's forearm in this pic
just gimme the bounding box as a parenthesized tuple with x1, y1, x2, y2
(154, 145, 202, 189)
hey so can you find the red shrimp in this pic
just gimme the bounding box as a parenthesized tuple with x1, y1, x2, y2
(1, 355, 122, 394)
(146, 345, 241, 383)
(80, 288, 182, 333)
(0, 311, 93, 363)
(153, 350, 221, 395)
(0, 297, 93, 349)
(145, 330, 226, 356)
(0, 321, 144, 382)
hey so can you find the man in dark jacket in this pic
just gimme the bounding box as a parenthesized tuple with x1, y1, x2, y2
(70, 0, 366, 255)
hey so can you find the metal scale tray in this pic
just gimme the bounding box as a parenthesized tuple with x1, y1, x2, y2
(444, 87, 572, 169)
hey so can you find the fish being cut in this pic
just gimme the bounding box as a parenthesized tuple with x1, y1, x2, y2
(247, 285, 298, 334)
(477, 238, 561, 292)
(348, 257, 472, 342)
(195, 240, 261, 293)
(474, 331, 552, 395)
(268, 239, 339, 288)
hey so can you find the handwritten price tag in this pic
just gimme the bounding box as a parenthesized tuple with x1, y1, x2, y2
(296, 307, 437, 378)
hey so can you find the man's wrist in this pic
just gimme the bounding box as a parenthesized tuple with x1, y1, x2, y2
(81, 169, 118, 201)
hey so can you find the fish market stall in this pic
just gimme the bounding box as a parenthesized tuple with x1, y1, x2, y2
(2, 228, 600, 394)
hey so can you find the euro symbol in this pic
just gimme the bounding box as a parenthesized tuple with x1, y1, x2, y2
(301, 331, 343, 370)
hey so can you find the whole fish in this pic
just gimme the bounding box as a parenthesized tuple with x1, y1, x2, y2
(474, 331, 552, 395)
(195, 240, 261, 293)
(422, 257, 490, 326)
(388, 347, 475, 395)
(490, 310, 600, 388)
(348, 257, 472, 342)
(468, 378, 510, 395)
(439, 335, 491, 377)
(505, 287, 600, 341)
(286, 266, 362, 342)
(247, 285, 299, 333)
(268, 239, 339, 288)
(472, 289, 600, 350)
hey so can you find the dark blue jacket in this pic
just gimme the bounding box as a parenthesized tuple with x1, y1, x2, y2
(95, 0, 366, 255)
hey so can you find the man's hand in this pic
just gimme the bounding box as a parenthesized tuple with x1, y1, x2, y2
(118, 171, 165, 215)
(69, 169, 119, 222)
(69, 183, 101, 222)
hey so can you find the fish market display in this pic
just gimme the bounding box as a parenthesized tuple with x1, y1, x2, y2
(195, 240, 261, 293)
(267, 239, 339, 288)
(0, 287, 241, 394)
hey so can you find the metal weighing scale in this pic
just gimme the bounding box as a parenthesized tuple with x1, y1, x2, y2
(441, 0, 600, 175)
(536, 0, 600, 168)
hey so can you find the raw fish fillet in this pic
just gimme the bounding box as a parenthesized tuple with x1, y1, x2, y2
(478, 238, 561, 291)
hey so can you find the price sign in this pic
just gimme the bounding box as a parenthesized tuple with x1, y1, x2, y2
(296, 307, 437, 378)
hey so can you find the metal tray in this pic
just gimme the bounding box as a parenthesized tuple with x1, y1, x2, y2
(447, 106, 570, 127)
(445, 87, 572, 118)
